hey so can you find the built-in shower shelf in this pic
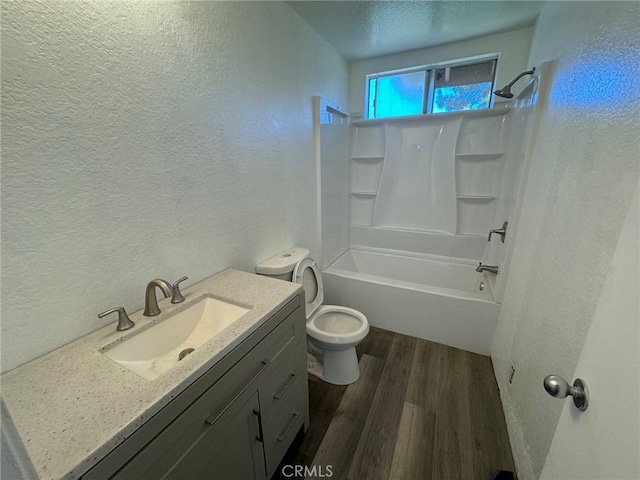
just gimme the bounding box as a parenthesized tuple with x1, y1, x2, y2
(455, 153, 503, 160)
(457, 195, 496, 201)
(456, 233, 486, 238)
(350, 191, 377, 196)
(351, 156, 384, 161)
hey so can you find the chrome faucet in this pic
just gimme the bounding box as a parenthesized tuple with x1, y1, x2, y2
(143, 279, 174, 316)
(476, 263, 499, 275)
(488, 221, 508, 243)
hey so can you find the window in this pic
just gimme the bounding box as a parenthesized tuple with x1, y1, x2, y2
(366, 56, 498, 119)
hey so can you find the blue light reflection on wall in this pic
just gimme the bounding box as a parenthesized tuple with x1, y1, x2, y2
(550, 57, 640, 110)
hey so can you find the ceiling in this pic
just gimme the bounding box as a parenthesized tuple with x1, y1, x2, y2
(287, 1, 545, 61)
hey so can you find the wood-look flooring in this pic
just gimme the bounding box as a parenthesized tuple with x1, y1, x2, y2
(273, 327, 515, 480)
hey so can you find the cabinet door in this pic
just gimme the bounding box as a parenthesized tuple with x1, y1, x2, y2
(166, 391, 266, 480)
(114, 392, 266, 480)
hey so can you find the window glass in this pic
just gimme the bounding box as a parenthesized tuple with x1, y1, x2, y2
(368, 71, 425, 119)
(368, 78, 377, 117)
(432, 60, 496, 113)
(366, 57, 497, 118)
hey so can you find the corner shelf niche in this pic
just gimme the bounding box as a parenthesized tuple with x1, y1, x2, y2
(350, 125, 385, 226)
(350, 195, 377, 226)
(351, 157, 384, 194)
(456, 196, 498, 236)
(454, 113, 507, 236)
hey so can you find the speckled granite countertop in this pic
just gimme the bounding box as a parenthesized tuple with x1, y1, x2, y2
(1, 269, 301, 480)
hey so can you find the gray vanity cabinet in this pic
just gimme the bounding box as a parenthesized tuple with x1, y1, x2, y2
(150, 392, 266, 480)
(83, 294, 308, 480)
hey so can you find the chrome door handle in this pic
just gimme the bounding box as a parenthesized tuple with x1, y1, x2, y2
(543, 375, 589, 411)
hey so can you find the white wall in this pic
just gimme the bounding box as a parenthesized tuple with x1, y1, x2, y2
(541, 183, 639, 480)
(348, 26, 534, 114)
(1, 1, 347, 373)
(491, 2, 640, 479)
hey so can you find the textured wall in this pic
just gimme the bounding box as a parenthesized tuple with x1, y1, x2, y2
(1, 1, 347, 372)
(541, 183, 639, 479)
(491, 2, 640, 479)
(348, 26, 534, 114)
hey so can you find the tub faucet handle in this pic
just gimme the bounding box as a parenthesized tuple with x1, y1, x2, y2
(488, 221, 508, 242)
(98, 307, 135, 331)
(171, 276, 188, 304)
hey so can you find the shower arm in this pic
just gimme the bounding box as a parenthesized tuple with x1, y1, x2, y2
(504, 69, 536, 90)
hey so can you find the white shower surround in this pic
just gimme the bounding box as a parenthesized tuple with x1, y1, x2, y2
(348, 108, 510, 261)
(323, 248, 500, 355)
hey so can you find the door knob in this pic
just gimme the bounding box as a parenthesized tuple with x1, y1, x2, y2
(543, 375, 589, 411)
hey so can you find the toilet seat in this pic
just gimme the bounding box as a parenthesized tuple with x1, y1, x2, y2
(307, 305, 369, 346)
(293, 257, 324, 318)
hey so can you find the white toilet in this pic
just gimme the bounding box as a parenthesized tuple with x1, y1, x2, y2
(256, 247, 369, 385)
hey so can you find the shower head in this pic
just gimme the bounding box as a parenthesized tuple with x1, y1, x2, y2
(493, 86, 514, 99)
(493, 67, 536, 98)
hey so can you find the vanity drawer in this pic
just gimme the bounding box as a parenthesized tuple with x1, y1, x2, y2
(259, 341, 306, 430)
(264, 376, 307, 478)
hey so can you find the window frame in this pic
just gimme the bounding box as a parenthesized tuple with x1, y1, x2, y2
(364, 53, 500, 119)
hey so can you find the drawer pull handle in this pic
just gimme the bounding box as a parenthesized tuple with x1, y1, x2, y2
(273, 373, 298, 400)
(277, 411, 300, 442)
(205, 359, 270, 426)
(252, 409, 265, 443)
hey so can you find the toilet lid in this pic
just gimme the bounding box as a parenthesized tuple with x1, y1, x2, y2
(293, 257, 324, 318)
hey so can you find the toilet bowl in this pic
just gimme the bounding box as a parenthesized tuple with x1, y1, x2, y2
(306, 305, 369, 384)
(256, 248, 369, 385)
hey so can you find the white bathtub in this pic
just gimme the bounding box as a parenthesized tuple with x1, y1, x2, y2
(322, 248, 500, 355)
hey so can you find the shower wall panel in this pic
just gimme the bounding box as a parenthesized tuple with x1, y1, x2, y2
(316, 97, 350, 269)
(373, 119, 461, 233)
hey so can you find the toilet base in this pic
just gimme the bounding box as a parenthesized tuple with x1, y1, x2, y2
(306, 347, 360, 385)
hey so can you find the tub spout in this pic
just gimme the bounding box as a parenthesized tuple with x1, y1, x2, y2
(476, 263, 499, 275)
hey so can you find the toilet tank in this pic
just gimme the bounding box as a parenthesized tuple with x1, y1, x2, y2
(256, 247, 310, 281)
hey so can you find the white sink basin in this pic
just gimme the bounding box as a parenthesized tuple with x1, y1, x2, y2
(103, 296, 250, 380)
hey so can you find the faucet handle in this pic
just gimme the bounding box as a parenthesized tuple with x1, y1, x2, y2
(171, 276, 188, 304)
(488, 221, 509, 243)
(98, 307, 135, 331)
